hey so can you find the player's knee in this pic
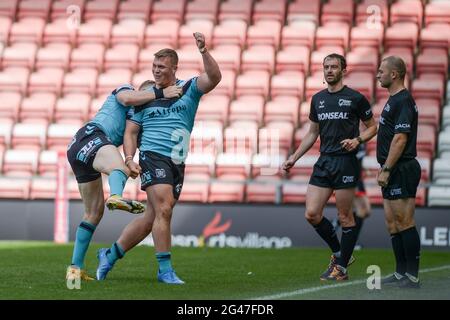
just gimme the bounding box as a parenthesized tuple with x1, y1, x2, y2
(305, 210, 320, 225)
(385, 220, 397, 234)
(156, 204, 173, 221)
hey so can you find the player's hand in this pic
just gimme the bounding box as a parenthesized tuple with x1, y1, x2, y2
(163, 85, 183, 99)
(193, 32, 206, 50)
(340, 138, 359, 152)
(377, 169, 390, 187)
(127, 161, 142, 179)
(281, 157, 296, 174)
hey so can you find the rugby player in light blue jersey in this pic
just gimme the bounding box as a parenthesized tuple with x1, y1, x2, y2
(66, 80, 183, 282)
(96, 32, 221, 284)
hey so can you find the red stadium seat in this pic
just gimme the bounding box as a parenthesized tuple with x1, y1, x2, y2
(19, 92, 56, 123)
(276, 45, 310, 74)
(47, 123, 80, 152)
(315, 22, 350, 51)
(151, 0, 186, 23)
(270, 71, 305, 100)
(3, 149, 39, 176)
(177, 45, 204, 72)
(185, 154, 215, 176)
(196, 94, 230, 124)
(223, 123, 258, 155)
(0, 177, 31, 199)
(345, 72, 374, 102)
(212, 20, 247, 49)
(425, 1, 450, 26)
(412, 74, 445, 106)
(252, 154, 286, 178)
(55, 94, 91, 123)
(419, 23, 450, 52)
(299, 100, 311, 125)
(416, 48, 448, 79)
(0, 67, 30, 94)
(0, 0, 18, 20)
(390, 0, 423, 28)
(84, 0, 119, 21)
(11, 123, 47, 151)
(1, 42, 38, 70)
(144, 19, 180, 48)
(28, 68, 64, 95)
(356, 0, 388, 27)
(417, 125, 436, 159)
(0, 16, 12, 44)
(259, 121, 294, 155)
(241, 45, 275, 74)
(264, 96, 300, 127)
(213, 69, 236, 98)
(384, 22, 419, 52)
(38, 150, 58, 177)
(294, 125, 320, 155)
(9, 18, 45, 45)
(0, 119, 13, 148)
(229, 95, 265, 125)
(131, 69, 152, 88)
(0, 92, 21, 122)
(287, 0, 320, 24)
(321, 0, 354, 26)
(117, 0, 153, 22)
(30, 177, 57, 200)
(63, 68, 98, 95)
(209, 44, 241, 73)
(218, 0, 252, 24)
(305, 74, 327, 101)
(76, 18, 112, 46)
(51, 0, 86, 21)
(110, 19, 146, 47)
(208, 174, 246, 203)
(346, 46, 379, 75)
(35, 43, 71, 70)
(235, 70, 270, 99)
(43, 18, 77, 46)
(96, 69, 132, 96)
(70, 43, 105, 70)
(350, 24, 384, 50)
(282, 180, 308, 204)
(253, 0, 287, 24)
(246, 176, 281, 204)
(104, 44, 140, 72)
(282, 20, 316, 50)
(17, 0, 51, 20)
(179, 173, 210, 203)
(247, 20, 282, 49)
(185, 0, 220, 23)
(415, 98, 441, 130)
(178, 19, 214, 48)
(190, 121, 223, 155)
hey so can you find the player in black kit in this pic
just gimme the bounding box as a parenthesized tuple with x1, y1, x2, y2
(376, 56, 421, 289)
(282, 54, 378, 281)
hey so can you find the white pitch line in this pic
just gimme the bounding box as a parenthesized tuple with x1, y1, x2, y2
(251, 264, 450, 300)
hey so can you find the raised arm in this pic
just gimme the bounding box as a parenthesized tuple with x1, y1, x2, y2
(193, 32, 222, 94)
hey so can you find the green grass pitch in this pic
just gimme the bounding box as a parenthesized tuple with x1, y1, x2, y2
(1, 241, 449, 300)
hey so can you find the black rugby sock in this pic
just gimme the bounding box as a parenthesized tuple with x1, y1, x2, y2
(313, 217, 341, 253)
(391, 233, 407, 275)
(353, 212, 364, 240)
(339, 226, 358, 268)
(400, 227, 421, 278)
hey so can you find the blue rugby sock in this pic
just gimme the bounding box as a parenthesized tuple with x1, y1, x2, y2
(71, 221, 96, 269)
(156, 252, 173, 273)
(106, 242, 125, 265)
(109, 169, 128, 197)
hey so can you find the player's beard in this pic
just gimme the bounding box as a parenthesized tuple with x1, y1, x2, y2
(325, 72, 342, 85)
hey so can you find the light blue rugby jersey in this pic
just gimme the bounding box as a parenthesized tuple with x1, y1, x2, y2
(128, 78, 204, 163)
(90, 84, 135, 146)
